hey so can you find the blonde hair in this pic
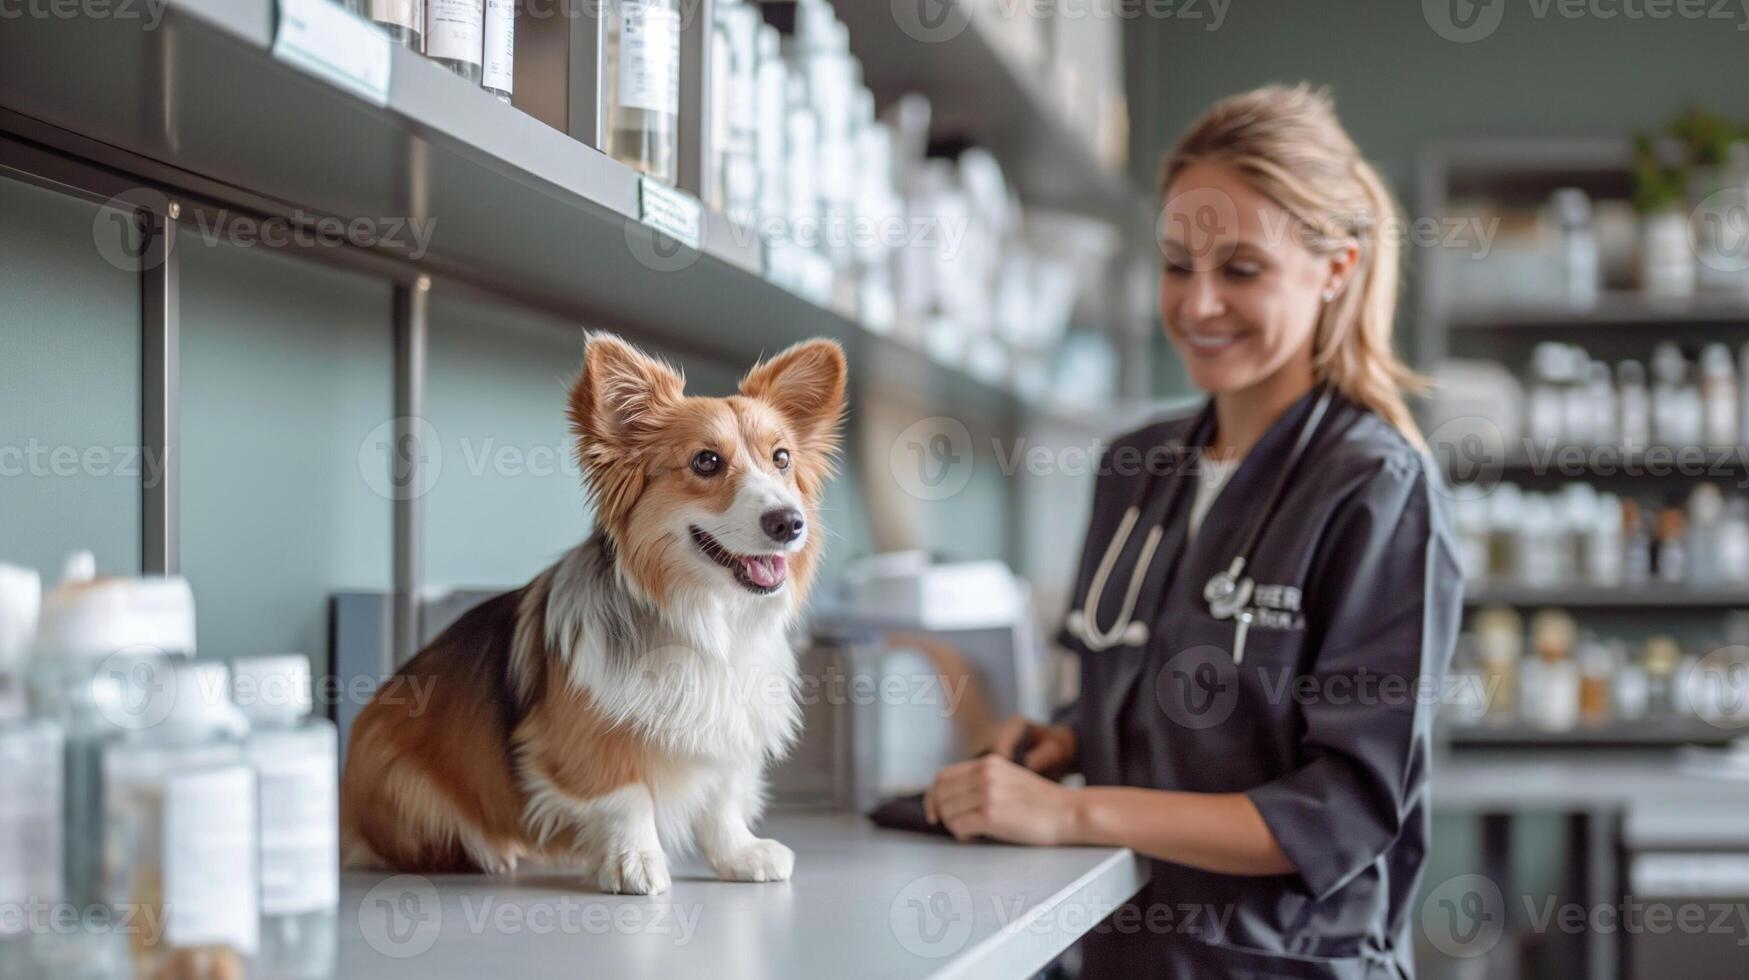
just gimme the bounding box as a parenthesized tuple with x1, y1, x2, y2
(1161, 83, 1425, 447)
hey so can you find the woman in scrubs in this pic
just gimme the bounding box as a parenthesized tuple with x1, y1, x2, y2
(924, 84, 1464, 978)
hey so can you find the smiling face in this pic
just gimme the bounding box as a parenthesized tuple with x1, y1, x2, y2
(1158, 162, 1356, 396)
(568, 335, 846, 608)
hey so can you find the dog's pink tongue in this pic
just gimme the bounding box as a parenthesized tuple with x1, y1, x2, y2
(743, 555, 787, 589)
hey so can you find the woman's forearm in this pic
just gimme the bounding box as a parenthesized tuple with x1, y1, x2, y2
(1066, 786, 1297, 877)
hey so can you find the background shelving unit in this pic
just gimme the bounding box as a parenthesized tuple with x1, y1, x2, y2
(1420, 139, 1749, 750)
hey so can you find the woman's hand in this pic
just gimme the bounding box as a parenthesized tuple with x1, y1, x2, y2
(923, 754, 1081, 846)
(987, 716, 1078, 779)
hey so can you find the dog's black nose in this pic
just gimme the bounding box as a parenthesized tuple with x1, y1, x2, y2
(761, 508, 805, 544)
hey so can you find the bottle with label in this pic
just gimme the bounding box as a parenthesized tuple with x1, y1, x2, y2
(1616, 359, 1652, 452)
(426, 0, 484, 83)
(0, 564, 62, 978)
(232, 655, 338, 980)
(481, 0, 514, 102)
(605, 0, 681, 184)
(26, 552, 196, 914)
(1700, 342, 1739, 447)
(1529, 609, 1580, 730)
(365, 0, 424, 50)
(104, 661, 257, 980)
(711, 0, 760, 221)
(1651, 342, 1703, 447)
(753, 25, 787, 233)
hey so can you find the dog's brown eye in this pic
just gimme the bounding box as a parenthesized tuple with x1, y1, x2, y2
(691, 450, 722, 477)
(773, 448, 791, 470)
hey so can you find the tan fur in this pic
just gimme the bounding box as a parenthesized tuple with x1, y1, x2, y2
(341, 335, 847, 880)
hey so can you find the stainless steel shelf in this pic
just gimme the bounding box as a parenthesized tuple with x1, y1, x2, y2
(827, 0, 1149, 230)
(1447, 292, 1749, 331)
(1464, 584, 1749, 609)
(0, 0, 1100, 432)
(1446, 722, 1739, 749)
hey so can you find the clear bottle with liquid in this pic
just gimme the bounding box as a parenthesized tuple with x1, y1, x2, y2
(104, 661, 257, 980)
(1651, 342, 1703, 447)
(1617, 360, 1652, 452)
(0, 564, 62, 979)
(425, 0, 484, 83)
(26, 553, 196, 914)
(605, 0, 681, 184)
(365, 0, 425, 50)
(232, 655, 339, 980)
(481, 0, 515, 102)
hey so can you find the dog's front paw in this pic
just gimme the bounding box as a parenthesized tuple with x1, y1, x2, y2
(599, 849, 672, 895)
(711, 838, 794, 883)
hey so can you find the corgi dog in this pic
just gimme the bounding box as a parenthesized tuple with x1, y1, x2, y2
(341, 333, 846, 894)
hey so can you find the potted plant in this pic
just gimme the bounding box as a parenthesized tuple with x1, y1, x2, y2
(1634, 131, 1694, 297)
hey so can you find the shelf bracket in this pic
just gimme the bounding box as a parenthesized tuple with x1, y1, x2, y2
(391, 276, 431, 670)
(141, 201, 181, 575)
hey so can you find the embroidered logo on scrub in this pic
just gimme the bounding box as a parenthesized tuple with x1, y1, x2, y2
(1244, 584, 1306, 631)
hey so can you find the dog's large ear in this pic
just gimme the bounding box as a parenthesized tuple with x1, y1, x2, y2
(569, 332, 685, 454)
(738, 339, 847, 458)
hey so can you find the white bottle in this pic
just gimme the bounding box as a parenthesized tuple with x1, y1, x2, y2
(232, 655, 339, 980)
(103, 661, 257, 979)
(1527, 342, 1569, 448)
(366, 0, 424, 50)
(425, 0, 484, 83)
(605, 0, 681, 184)
(0, 565, 61, 977)
(1586, 360, 1618, 448)
(1721, 498, 1749, 584)
(27, 553, 196, 912)
(753, 25, 787, 234)
(1584, 493, 1624, 588)
(1701, 342, 1739, 447)
(1616, 360, 1652, 452)
(481, 0, 514, 102)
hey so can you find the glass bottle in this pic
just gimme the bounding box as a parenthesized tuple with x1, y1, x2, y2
(712, 0, 761, 222)
(365, 0, 424, 50)
(605, 0, 681, 184)
(1644, 637, 1681, 719)
(1530, 609, 1579, 731)
(26, 553, 196, 913)
(1471, 606, 1522, 724)
(1576, 632, 1614, 726)
(1701, 342, 1739, 447)
(425, 0, 484, 83)
(753, 25, 787, 235)
(232, 655, 339, 980)
(481, 0, 515, 102)
(104, 661, 257, 980)
(1651, 342, 1702, 448)
(0, 564, 61, 979)
(1617, 360, 1652, 453)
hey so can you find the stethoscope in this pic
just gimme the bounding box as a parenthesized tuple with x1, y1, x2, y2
(1065, 387, 1334, 663)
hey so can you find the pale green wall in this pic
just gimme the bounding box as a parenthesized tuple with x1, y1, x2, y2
(0, 178, 142, 581)
(177, 232, 395, 661)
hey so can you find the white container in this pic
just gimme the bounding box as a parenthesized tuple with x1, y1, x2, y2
(481, 0, 514, 101)
(425, 0, 484, 83)
(104, 661, 257, 979)
(365, 0, 424, 50)
(605, 0, 681, 184)
(27, 553, 196, 912)
(233, 655, 339, 980)
(0, 564, 61, 977)
(1640, 208, 1696, 297)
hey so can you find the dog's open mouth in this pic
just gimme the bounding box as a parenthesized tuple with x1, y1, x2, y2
(689, 526, 788, 594)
